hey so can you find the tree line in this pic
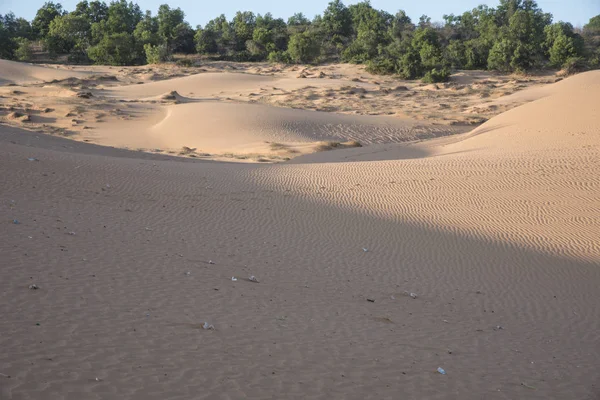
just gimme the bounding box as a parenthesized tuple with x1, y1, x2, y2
(1, 0, 599, 82)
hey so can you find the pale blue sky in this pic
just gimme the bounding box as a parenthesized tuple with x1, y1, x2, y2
(2, 0, 599, 28)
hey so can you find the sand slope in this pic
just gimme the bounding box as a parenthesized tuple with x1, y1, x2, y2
(0, 59, 91, 85)
(91, 100, 466, 157)
(0, 66, 599, 400)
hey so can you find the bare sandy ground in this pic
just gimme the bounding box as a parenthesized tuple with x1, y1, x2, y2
(1, 60, 599, 400)
(0, 59, 559, 162)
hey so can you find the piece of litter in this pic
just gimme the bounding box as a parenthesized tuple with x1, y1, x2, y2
(494, 325, 504, 330)
(12, 219, 20, 224)
(521, 382, 536, 390)
(202, 322, 215, 330)
(409, 292, 418, 299)
(28, 236, 32, 239)
(106, 184, 111, 188)
(144, 227, 152, 231)
(28, 284, 39, 290)
(367, 298, 375, 302)
(391, 295, 396, 300)
(437, 367, 446, 375)
(27, 158, 39, 161)
(443, 319, 449, 323)
(362, 248, 368, 252)
(67, 231, 76, 236)
(208, 260, 215, 265)
(185, 271, 191, 276)
(248, 275, 259, 283)
(231, 277, 237, 281)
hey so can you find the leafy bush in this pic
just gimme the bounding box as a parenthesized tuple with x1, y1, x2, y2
(14, 38, 33, 61)
(176, 58, 193, 67)
(421, 68, 450, 83)
(560, 57, 589, 75)
(144, 43, 170, 64)
(365, 57, 396, 74)
(267, 50, 291, 63)
(88, 33, 141, 65)
(287, 32, 320, 63)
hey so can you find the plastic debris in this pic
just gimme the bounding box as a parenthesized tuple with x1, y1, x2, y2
(28, 284, 39, 290)
(231, 277, 237, 281)
(27, 158, 39, 162)
(362, 248, 368, 252)
(410, 293, 418, 299)
(208, 260, 215, 265)
(12, 219, 20, 224)
(202, 322, 215, 330)
(494, 325, 504, 330)
(185, 271, 191, 276)
(437, 367, 446, 375)
(248, 275, 259, 283)
(67, 231, 76, 236)
(367, 298, 375, 302)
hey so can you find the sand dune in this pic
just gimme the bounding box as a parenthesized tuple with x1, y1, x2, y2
(449, 70, 600, 152)
(0, 59, 91, 85)
(110, 71, 365, 100)
(90, 100, 466, 158)
(0, 60, 558, 161)
(1, 62, 599, 400)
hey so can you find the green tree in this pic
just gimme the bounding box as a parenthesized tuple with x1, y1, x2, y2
(544, 22, 584, 67)
(97, 0, 142, 36)
(389, 10, 413, 40)
(288, 13, 310, 28)
(487, 38, 513, 71)
(343, 2, 389, 63)
(232, 11, 256, 51)
(412, 27, 444, 69)
(157, 4, 184, 51)
(444, 40, 466, 68)
(171, 22, 195, 53)
(88, 0, 142, 63)
(45, 13, 91, 55)
(288, 31, 320, 63)
(584, 15, 600, 35)
(133, 10, 160, 46)
(583, 15, 600, 68)
(32, 2, 65, 38)
(88, 31, 140, 64)
(73, 1, 108, 23)
(195, 26, 218, 53)
(0, 19, 17, 59)
(322, 0, 352, 39)
(2, 13, 35, 40)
